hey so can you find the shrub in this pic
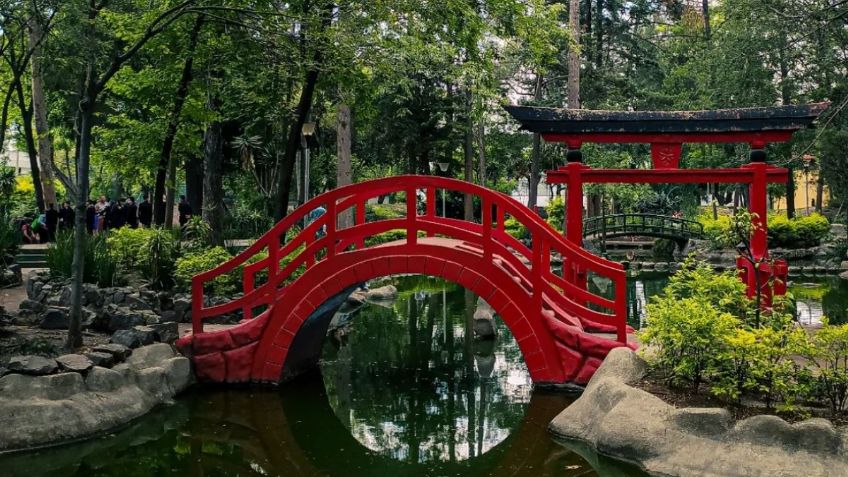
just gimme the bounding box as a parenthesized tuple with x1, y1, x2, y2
(545, 196, 564, 232)
(697, 214, 734, 249)
(47, 232, 119, 287)
(663, 258, 753, 320)
(174, 247, 237, 296)
(793, 213, 830, 247)
(503, 216, 528, 240)
(182, 216, 213, 252)
(640, 295, 740, 392)
(803, 320, 848, 414)
(224, 207, 275, 240)
(106, 227, 178, 289)
(0, 219, 20, 263)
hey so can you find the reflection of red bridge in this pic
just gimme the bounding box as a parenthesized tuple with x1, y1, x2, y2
(176, 176, 634, 386)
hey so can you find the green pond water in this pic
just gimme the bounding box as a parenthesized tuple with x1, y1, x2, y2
(0, 275, 646, 477)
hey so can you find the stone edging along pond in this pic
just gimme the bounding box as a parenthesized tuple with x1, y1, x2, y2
(550, 348, 848, 477)
(0, 343, 191, 453)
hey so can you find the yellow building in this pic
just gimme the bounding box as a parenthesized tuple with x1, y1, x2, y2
(773, 168, 829, 214)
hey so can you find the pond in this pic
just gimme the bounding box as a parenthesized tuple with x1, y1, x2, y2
(591, 271, 848, 329)
(0, 276, 646, 477)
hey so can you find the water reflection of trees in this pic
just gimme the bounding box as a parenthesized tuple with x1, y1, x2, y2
(322, 276, 531, 463)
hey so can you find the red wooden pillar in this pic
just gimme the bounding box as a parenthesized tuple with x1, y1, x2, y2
(564, 145, 587, 288)
(742, 150, 775, 304)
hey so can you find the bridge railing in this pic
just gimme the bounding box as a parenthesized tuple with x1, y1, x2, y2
(583, 213, 704, 240)
(191, 176, 627, 343)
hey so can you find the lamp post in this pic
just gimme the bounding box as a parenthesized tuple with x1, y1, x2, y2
(802, 154, 815, 215)
(430, 161, 450, 216)
(301, 122, 316, 204)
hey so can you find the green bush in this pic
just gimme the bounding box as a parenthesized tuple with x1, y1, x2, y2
(698, 212, 830, 249)
(545, 196, 564, 232)
(182, 216, 212, 252)
(0, 219, 20, 263)
(640, 295, 740, 392)
(47, 232, 119, 287)
(503, 216, 528, 240)
(106, 227, 178, 289)
(174, 246, 237, 296)
(803, 320, 848, 414)
(224, 207, 275, 240)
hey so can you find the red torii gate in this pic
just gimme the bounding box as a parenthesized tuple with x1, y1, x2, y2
(505, 103, 829, 301)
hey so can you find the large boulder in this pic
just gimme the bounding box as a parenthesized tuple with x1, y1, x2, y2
(365, 285, 398, 302)
(549, 348, 848, 477)
(151, 322, 179, 344)
(6, 355, 58, 376)
(39, 308, 69, 330)
(84, 351, 115, 368)
(472, 298, 497, 340)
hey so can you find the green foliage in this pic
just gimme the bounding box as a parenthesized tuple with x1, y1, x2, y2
(545, 196, 564, 232)
(803, 320, 848, 414)
(640, 295, 740, 392)
(47, 232, 119, 288)
(0, 219, 20, 262)
(699, 212, 830, 249)
(663, 257, 753, 320)
(182, 216, 212, 252)
(106, 227, 178, 289)
(503, 215, 528, 240)
(174, 246, 237, 296)
(224, 207, 275, 240)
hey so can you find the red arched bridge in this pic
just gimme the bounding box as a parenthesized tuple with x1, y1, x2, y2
(176, 176, 635, 386)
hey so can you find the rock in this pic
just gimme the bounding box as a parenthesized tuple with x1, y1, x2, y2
(151, 322, 179, 343)
(840, 270, 848, 281)
(347, 290, 367, 306)
(172, 298, 191, 321)
(549, 348, 848, 477)
(93, 343, 132, 361)
(39, 308, 69, 330)
(365, 285, 398, 301)
(472, 298, 497, 340)
(85, 351, 115, 368)
(125, 343, 175, 370)
(159, 310, 178, 323)
(18, 299, 45, 313)
(7, 355, 58, 375)
(56, 354, 94, 374)
(59, 285, 72, 307)
(125, 293, 153, 311)
(157, 292, 173, 311)
(111, 326, 156, 349)
(84, 366, 125, 392)
(105, 305, 146, 331)
(0, 372, 86, 400)
(163, 356, 192, 392)
(655, 262, 669, 272)
(83, 284, 103, 307)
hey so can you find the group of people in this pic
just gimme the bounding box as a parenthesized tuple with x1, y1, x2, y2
(18, 195, 195, 243)
(18, 202, 75, 244)
(85, 196, 150, 233)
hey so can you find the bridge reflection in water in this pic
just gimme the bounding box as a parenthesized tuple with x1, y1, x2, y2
(1, 277, 645, 477)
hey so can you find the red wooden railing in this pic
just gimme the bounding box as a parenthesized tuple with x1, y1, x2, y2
(191, 176, 628, 343)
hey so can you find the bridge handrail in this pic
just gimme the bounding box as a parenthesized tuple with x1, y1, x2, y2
(191, 176, 627, 342)
(583, 213, 704, 239)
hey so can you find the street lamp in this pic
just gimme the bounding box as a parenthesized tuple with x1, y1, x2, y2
(301, 122, 316, 204)
(803, 154, 815, 215)
(429, 161, 450, 216)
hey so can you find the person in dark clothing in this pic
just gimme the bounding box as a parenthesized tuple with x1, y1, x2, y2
(45, 203, 59, 241)
(178, 195, 193, 227)
(59, 201, 75, 230)
(124, 197, 139, 228)
(86, 200, 96, 234)
(138, 196, 153, 228)
(107, 200, 124, 229)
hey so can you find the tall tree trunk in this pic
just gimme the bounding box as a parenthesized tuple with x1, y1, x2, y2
(0, 81, 14, 153)
(14, 78, 45, 212)
(336, 103, 353, 228)
(153, 15, 203, 225)
(464, 88, 474, 221)
(202, 112, 224, 246)
(29, 18, 56, 207)
(568, 0, 581, 109)
(702, 0, 711, 40)
(528, 74, 543, 210)
(477, 117, 486, 187)
(164, 153, 178, 226)
(68, 102, 94, 351)
(184, 154, 204, 214)
(816, 173, 824, 213)
(273, 3, 334, 221)
(595, 0, 603, 68)
(786, 166, 796, 218)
